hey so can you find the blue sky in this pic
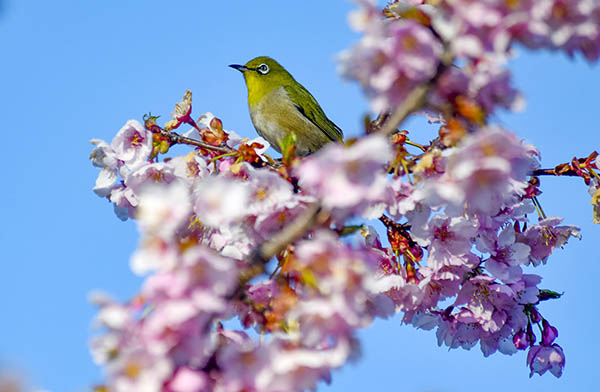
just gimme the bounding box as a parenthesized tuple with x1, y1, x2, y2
(1, 1, 598, 391)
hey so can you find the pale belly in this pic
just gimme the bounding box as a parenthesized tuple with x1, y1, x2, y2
(250, 109, 291, 153)
(248, 87, 332, 156)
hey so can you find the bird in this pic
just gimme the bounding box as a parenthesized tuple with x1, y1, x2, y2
(229, 56, 343, 156)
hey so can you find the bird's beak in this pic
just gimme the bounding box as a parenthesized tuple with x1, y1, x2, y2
(229, 64, 251, 73)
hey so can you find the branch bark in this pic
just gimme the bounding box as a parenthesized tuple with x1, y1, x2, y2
(378, 84, 430, 136)
(532, 168, 581, 177)
(160, 129, 232, 153)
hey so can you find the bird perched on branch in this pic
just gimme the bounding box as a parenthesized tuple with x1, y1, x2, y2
(229, 56, 343, 156)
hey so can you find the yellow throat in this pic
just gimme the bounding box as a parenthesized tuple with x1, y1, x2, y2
(229, 56, 343, 155)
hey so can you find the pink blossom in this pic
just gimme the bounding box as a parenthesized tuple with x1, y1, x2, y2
(103, 162, 179, 223)
(513, 328, 533, 350)
(183, 112, 230, 141)
(433, 313, 480, 350)
(418, 251, 479, 303)
(108, 348, 173, 392)
(454, 275, 515, 334)
(510, 273, 541, 305)
(254, 338, 350, 391)
(527, 343, 565, 377)
(590, 179, 600, 224)
(339, 17, 443, 111)
(111, 120, 153, 169)
(136, 183, 192, 241)
(125, 162, 178, 193)
(236, 280, 280, 330)
(142, 245, 238, 300)
(518, 0, 600, 61)
(370, 273, 430, 314)
(541, 319, 559, 346)
(166, 367, 209, 392)
(108, 184, 138, 221)
(209, 224, 257, 259)
(387, 179, 431, 226)
(90, 139, 120, 169)
(478, 225, 531, 283)
(167, 153, 210, 186)
(411, 214, 478, 269)
(296, 134, 393, 217)
(90, 139, 121, 197)
(192, 176, 250, 228)
(440, 127, 539, 215)
(518, 217, 581, 265)
(432, 58, 524, 115)
(242, 164, 313, 235)
(93, 167, 119, 198)
(86, 1, 597, 382)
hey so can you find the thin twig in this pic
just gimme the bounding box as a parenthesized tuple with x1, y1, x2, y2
(379, 85, 430, 136)
(161, 129, 232, 153)
(377, 48, 453, 137)
(252, 203, 321, 263)
(228, 203, 322, 301)
(531, 168, 580, 177)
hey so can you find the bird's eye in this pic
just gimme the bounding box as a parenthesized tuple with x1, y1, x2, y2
(257, 64, 270, 75)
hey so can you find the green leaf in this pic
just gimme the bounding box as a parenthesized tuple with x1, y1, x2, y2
(538, 289, 563, 301)
(338, 225, 363, 236)
(281, 132, 297, 163)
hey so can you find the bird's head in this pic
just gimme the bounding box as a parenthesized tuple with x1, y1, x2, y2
(229, 57, 295, 103)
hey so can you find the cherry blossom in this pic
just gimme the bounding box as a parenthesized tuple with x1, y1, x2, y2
(295, 134, 393, 218)
(527, 343, 566, 377)
(85, 1, 600, 389)
(339, 15, 443, 112)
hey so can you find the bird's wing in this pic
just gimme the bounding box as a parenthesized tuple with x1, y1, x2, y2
(283, 84, 343, 142)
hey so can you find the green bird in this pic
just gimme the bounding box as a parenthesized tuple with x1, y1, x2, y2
(229, 56, 343, 156)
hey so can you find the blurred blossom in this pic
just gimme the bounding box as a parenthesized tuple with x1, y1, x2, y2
(339, 17, 443, 112)
(136, 182, 192, 240)
(166, 367, 209, 392)
(192, 177, 250, 228)
(435, 0, 600, 61)
(589, 179, 600, 223)
(296, 134, 393, 217)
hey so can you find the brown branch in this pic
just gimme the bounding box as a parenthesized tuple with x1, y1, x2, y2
(251, 202, 322, 264)
(160, 128, 233, 153)
(379, 84, 431, 136)
(377, 49, 452, 137)
(228, 202, 323, 300)
(532, 168, 581, 177)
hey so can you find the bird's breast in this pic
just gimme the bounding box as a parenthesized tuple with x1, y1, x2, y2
(248, 87, 329, 155)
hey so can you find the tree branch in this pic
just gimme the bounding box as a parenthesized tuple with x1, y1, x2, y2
(532, 168, 581, 177)
(159, 128, 233, 153)
(229, 203, 323, 300)
(253, 203, 322, 263)
(377, 49, 452, 137)
(378, 84, 430, 136)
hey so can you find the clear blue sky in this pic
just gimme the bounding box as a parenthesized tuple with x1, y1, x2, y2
(1, 1, 598, 391)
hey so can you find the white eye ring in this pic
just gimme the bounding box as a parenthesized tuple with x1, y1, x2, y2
(257, 63, 269, 75)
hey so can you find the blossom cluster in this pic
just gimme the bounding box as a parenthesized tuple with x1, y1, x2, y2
(89, 117, 399, 391)
(90, 113, 589, 390)
(341, 0, 599, 122)
(88, 1, 600, 391)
